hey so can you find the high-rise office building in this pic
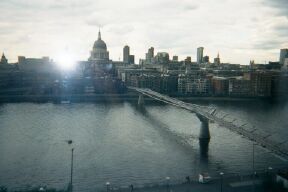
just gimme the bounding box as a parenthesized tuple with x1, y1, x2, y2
(148, 47, 154, 59)
(154, 52, 169, 64)
(185, 56, 191, 63)
(172, 56, 178, 62)
(203, 55, 209, 63)
(279, 49, 288, 65)
(129, 55, 135, 64)
(197, 47, 204, 64)
(282, 58, 288, 71)
(123, 45, 130, 64)
(145, 47, 154, 64)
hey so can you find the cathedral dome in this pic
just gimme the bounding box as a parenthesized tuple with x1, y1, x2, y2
(93, 39, 107, 50)
(93, 31, 107, 50)
(89, 30, 110, 62)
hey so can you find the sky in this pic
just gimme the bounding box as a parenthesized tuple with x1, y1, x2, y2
(0, 0, 287, 65)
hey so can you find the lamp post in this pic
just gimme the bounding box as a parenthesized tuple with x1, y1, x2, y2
(70, 148, 74, 192)
(106, 182, 110, 192)
(268, 167, 273, 179)
(220, 172, 224, 192)
(166, 177, 170, 192)
(253, 140, 255, 175)
(66, 140, 74, 192)
(252, 134, 256, 192)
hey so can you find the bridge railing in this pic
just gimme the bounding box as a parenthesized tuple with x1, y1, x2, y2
(130, 87, 288, 159)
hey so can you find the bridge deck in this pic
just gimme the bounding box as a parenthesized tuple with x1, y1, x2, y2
(129, 87, 288, 160)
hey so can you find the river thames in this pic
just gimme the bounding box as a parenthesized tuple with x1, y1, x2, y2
(0, 100, 287, 191)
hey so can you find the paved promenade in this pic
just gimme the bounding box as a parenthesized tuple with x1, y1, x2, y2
(103, 173, 274, 192)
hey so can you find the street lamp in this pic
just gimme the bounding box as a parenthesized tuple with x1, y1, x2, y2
(65, 140, 74, 192)
(106, 182, 110, 192)
(220, 172, 224, 192)
(267, 167, 273, 176)
(253, 140, 255, 175)
(268, 167, 273, 178)
(252, 133, 257, 192)
(166, 177, 170, 192)
(70, 148, 74, 192)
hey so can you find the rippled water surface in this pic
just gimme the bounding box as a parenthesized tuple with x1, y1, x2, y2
(0, 101, 287, 191)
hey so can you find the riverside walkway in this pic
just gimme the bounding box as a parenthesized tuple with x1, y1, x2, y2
(100, 171, 277, 192)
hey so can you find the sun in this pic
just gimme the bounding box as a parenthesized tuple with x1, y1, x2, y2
(55, 53, 76, 71)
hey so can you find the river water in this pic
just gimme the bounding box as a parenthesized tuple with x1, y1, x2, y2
(0, 100, 287, 191)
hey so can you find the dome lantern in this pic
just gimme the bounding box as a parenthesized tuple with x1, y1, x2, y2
(93, 30, 107, 50)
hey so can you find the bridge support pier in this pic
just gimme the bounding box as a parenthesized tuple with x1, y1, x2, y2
(196, 114, 210, 140)
(138, 94, 145, 106)
(196, 114, 210, 163)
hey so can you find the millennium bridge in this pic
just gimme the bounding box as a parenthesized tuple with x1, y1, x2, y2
(129, 87, 288, 160)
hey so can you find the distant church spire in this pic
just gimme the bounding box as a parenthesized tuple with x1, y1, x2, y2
(1, 52, 6, 60)
(217, 52, 220, 58)
(98, 29, 101, 40)
(0, 52, 8, 64)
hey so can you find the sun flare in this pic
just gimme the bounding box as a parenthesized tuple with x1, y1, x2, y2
(55, 53, 76, 71)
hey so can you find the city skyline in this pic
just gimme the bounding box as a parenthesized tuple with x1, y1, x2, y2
(0, 0, 287, 64)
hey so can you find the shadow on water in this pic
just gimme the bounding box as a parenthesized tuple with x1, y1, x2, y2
(134, 103, 211, 172)
(135, 105, 183, 142)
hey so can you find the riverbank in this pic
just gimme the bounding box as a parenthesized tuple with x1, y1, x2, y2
(2, 171, 283, 192)
(0, 92, 271, 103)
(97, 171, 283, 192)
